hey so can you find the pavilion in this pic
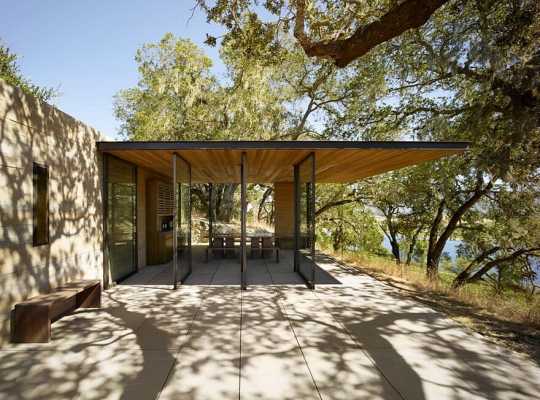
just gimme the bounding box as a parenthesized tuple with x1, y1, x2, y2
(97, 140, 467, 290)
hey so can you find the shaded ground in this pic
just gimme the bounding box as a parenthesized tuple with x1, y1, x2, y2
(346, 260, 540, 361)
(1, 250, 539, 399)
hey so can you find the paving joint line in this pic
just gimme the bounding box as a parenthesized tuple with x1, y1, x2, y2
(155, 285, 208, 399)
(312, 288, 407, 400)
(275, 286, 324, 400)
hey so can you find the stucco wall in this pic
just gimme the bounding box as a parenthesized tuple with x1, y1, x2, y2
(274, 182, 295, 249)
(0, 79, 105, 346)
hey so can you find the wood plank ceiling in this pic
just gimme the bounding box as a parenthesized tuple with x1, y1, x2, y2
(101, 143, 466, 183)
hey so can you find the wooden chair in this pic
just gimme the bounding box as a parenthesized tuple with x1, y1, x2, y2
(250, 236, 261, 258)
(225, 236, 235, 258)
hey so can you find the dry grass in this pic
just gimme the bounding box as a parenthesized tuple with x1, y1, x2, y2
(327, 248, 540, 329)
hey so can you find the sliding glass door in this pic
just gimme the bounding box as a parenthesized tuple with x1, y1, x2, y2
(105, 155, 137, 283)
(172, 153, 192, 288)
(294, 153, 316, 289)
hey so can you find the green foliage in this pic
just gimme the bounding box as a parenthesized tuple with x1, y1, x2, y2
(349, 0, 540, 283)
(114, 33, 299, 141)
(0, 43, 58, 102)
(114, 33, 221, 140)
(121, 2, 539, 290)
(315, 184, 386, 256)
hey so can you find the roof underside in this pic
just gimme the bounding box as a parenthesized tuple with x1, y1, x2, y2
(98, 141, 467, 183)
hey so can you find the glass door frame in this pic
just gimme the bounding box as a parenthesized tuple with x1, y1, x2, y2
(172, 152, 192, 289)
(103, 154, 138, 287)
(294, 152, 316, 289)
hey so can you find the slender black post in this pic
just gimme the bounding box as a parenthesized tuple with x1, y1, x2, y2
(310, 153, 316, 289)
(293, 164, 299, 273)
(240, 152, 248, 290)
(172, 154, 178, 290)
(208, 183, 213, 248)
(188, 162, 192, 276)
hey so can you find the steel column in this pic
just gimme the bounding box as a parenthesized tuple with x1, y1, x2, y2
(310, 152, 316, 289)
(293, 163, 299, 273)
(172, 154, 178, 290)
(208, 183, 213, 248)
(240, 152, 248, 290)
(187, 161, 192, 277)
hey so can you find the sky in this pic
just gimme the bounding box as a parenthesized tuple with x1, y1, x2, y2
(1, 0, 226, 139)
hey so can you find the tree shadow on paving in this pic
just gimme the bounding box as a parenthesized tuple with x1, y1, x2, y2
(328, 252, 540, 364)
(158, 286, 242, 400)
(314, 281, 540, 400)
(0, 283, 204, 399)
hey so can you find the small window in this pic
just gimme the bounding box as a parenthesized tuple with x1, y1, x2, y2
(33, 162, 49, 246)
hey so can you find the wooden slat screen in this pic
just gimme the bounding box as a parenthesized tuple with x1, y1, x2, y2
(157, 182, 173, 215)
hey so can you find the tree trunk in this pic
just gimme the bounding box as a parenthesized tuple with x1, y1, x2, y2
(426, 199, 445, 279)
(465, 249, 532, 284)
(215, 184, 238, 222)
(452, 248, 539, 288)
(257, 186, 273, 221)
(382, 213, 401, 264)
(405, 225, 423, 265)
(451, 246, 500, 289)
(426, 180, 492, 280)
(390, 236, 401, 264)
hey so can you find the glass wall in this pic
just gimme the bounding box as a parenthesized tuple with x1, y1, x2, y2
(106, 156, 137, 282)
(173, 154, 192, 287)
(295, 153, 316, 289)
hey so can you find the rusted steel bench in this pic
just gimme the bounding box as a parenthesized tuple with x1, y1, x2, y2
(11, 280, 101, 343)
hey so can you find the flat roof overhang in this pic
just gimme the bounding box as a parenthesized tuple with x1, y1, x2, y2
(97, 140, 468, 183)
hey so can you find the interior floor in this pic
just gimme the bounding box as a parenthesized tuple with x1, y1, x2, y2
(124, 246, 341, 286)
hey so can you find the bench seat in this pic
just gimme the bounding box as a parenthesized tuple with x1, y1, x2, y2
(11, 280, 101, 343)
(57, 279, 101, 308)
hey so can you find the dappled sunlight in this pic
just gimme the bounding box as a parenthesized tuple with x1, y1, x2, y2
(240, 287, 320, 400)
(274, 287, 402, 400)
(1, 252, 539, 399)
(0, 80, 103, 345)
(312, 257, 540, 400)
(159, 287, 241, 400)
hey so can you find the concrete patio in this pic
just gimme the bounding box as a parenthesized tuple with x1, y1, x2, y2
(1, 250, 539, 400)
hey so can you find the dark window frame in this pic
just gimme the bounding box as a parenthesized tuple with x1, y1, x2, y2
(32, 162, 49, 246)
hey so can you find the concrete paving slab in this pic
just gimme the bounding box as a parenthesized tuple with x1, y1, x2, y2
(2, 251, 539, 400)
(269, 272, 305, 285)
(240, 288, 320, 400)
(184, 273, 215, 285)
(0, 348, 175, 400)
(277, 288, 402, 400)
(160, 287, 241, 400)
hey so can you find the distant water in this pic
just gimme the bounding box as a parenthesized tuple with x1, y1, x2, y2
(382, 236, 460, 261)
(381, 237, 540, 284)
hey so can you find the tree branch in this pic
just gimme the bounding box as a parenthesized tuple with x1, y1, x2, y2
(466, 247, 540, 284)
(294, 0, 449, 67)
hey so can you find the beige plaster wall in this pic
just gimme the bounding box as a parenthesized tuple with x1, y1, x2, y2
(274, 182, 295, 248)
(0, 79, 105, 346)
